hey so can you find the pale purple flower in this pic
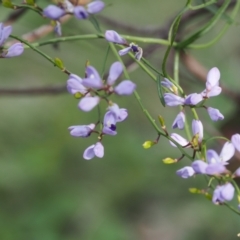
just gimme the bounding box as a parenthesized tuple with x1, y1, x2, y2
(82, 66, 103, 89)
(176, 166, 195, 179)
(192, 120, 203, 142)
(169, 133, 189, 147)
(67, 74, 87, 95)
(87, 0, 105, 14)
(161, 78, 175, 91)
(114, 80, 136, 95)
(231, 133, 240, 152)
(205, 142, 235, 175)
(43, 5, 66, 20)
(54, 21, 62, 36)
(2, 43, 24, 58)
(201, 67, 222, 98)
(68, 123, 95, 137)
(78, 96, 100, 111)
(74, 6, 89, 19)
(0, 23, 12, 46)
(191, 160, 208, 174)
(108, 104, 128, 122)
(119, 43, 143, 60)
(107, 62, 123, 85)
(74, 0, 105, 19)
(212, 183, 235, 204)
(184, 93, 203, 105)
(164, 93, 185, 107)
(83, 142, 104, 160)
(105, 30, 127, 44)
(102, 111, 117, 135)
(172, 112, 185, 129)
(207, 107, 224, 121)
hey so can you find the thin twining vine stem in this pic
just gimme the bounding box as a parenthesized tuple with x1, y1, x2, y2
(10, 34, 71, 75)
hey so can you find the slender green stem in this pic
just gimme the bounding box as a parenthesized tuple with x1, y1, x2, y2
(10, 34, 70, 75)
(188, 0, 217, 10)
(205, 136, 229, 143)
(14, 4, 42, 15)
(224, 202, 240, 216)
(25, 34, 104, 48)
(121, 35, 174, 46)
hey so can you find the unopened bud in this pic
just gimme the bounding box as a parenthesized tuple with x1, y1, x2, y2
(189, 188, 202, 194)
(142, 141, 155, 149)
(162, 158, 177, 164)
(158, 115, 165, 127)
(74, 92, 83, 99)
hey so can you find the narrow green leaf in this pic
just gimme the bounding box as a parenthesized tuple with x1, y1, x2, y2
(157, 74, 165, 107)
(89, 15, 101, 33)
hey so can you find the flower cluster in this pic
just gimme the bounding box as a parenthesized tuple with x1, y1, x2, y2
(162, 67, 224, 130)
(67, 61, 136, 160)
(0, 23, 24, 58)
(43, 0, 105, 20)
(105, 30, 143, 61)
(176, 133, 240, 205)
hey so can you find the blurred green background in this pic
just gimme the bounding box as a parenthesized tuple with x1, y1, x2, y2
(1, 0, 240, 239)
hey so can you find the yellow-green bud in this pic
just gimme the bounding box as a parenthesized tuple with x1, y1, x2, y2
(162, 158, 177, 164)
(189, 188, 202, 194)
(74, 92, 83, 99)
(158, 115, 165, 128)
(142, 141, 155, 149)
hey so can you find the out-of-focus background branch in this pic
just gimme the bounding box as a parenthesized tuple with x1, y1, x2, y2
(0, 1, 240, 240)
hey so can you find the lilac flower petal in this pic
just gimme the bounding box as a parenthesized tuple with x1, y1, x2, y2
(74, 6, 89, 19)
(102, 111, 117, 135)
(220, 183, 235, 201)
(43, 5, 65, 20)
(105, 30, 127, 44)
(192, 120, 203, 142)
(82, 66, 103, 89)
(176, 166, 195, 179)
(170, 133, 189, 147)
(83, 144, 95, 160)
(107, 62, 123, 85)
(108, 104, 128, 122)
(78, 96, 100, 111)
(172, 112, 185, 129)
(191, 160, 208, 174)
(231, 133, 240, 152)
(207, 149, 220, 164)
(114, 80, 136, 95)
(208, 86, 222, 97)
(185, 93, 203, 105)
(161, 78, 174, 90)
(94, 142, 104, 158)
(0, 24, 12, 46)
(212, 186, 223, 204)
(3, 43, 24, 58)
(54, 21, 62, 36)
(67, 74, 87, 94)
(206, 163, 226, 175)
(234, 167, 240, 177)
(87, 0, 105, 14)
(220, 142, 235, 162)
(164, 93, 185, 107)
(68, 124, 94, 137)
(207, 107, 224, 121)
(118, 47, 131, 56)
(206, 67, 220, 89)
